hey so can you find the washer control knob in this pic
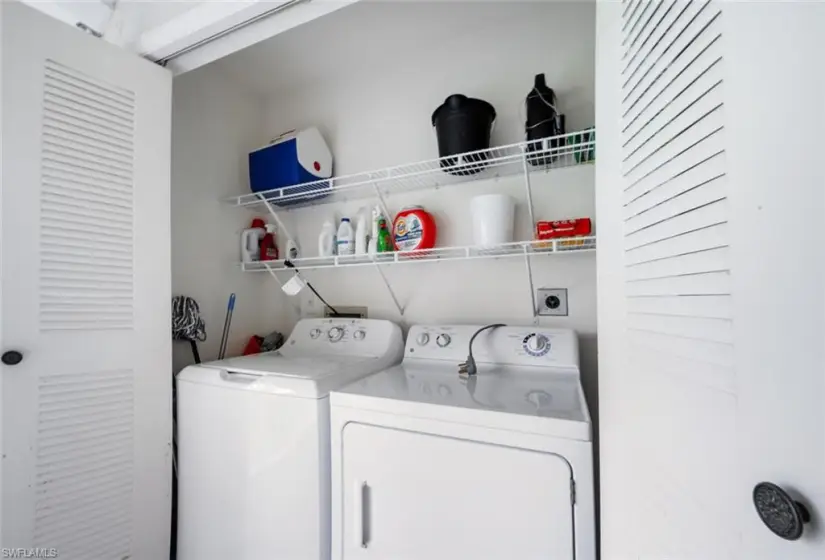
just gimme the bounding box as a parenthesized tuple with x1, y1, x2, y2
(328, 327, 344, 342)
(523, 333, 550, 356)
(416, 333, 430, 346)
(310, 328, 322, 339)
(354, 330, 366, 340)
(436, 333, 451, 348)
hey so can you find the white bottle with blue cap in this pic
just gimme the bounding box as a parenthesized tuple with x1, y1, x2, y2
(336, 218, 355, 256)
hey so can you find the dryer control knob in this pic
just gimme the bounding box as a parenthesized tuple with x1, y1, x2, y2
(523, 333, 550, 356)
(354, 330, 366, 340)
(436, 334, 451, 348)
(416, 333, 430, 346)
(328, 327, 344, 342)
(310, 328, 322, 339)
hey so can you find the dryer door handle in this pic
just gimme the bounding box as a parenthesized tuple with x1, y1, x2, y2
(354, 480, 369, 549)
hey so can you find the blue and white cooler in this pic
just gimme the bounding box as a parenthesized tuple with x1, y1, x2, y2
(248, 127, 333, 205)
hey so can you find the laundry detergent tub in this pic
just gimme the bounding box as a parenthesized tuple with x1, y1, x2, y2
(249, 127, 333, 206)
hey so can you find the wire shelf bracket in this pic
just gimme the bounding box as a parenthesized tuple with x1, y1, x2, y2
(373, 262, 404, 316)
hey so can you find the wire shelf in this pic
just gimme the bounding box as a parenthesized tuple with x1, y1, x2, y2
(242, 237, 596, 272)
(229, 130, 595, 210)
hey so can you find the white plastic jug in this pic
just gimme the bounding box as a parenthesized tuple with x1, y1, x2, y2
(355, 213, 368, 255)
(241, 226, 266, 263)
(318, 221, 336, 257)
(337, 218, 355, 256)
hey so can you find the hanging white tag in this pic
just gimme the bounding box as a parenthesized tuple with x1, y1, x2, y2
(282, 273, 307, 297)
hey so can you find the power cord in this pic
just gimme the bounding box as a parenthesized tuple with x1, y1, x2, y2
(459, 323, 506, 378)
(283, 260, 341, 316)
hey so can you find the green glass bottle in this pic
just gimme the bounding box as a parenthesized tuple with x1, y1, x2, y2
(376, 218, 393, 252)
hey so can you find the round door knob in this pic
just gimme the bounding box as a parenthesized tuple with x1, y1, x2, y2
(753, 482, 811, 541)
(2, 351, 23, 366)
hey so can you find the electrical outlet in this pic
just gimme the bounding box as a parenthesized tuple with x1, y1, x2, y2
(537, 288, 568, 316)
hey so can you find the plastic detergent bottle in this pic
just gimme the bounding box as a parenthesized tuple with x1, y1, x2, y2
(376, 218, 393, 253)
(318, 220, 336, 257)
(355, 213, 368, 255)
(259, 224, 279, 261)
(241, 217, 266, 263)
(337, 218, 355, 255)
(367, 206, 381, 255)
(285, 239, 300, 260)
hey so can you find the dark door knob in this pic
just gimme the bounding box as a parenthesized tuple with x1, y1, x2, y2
(1, 351, 23, 366)
(753, 482, 811, 540)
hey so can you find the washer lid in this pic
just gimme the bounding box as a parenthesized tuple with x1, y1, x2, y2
(331, 362, 591, 441)
(177, 351, 385, 399)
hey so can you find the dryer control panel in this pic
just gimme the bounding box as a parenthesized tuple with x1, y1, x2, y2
(405, 324, 579, 370)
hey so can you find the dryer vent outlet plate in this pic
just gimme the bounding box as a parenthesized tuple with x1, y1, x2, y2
(538, 288, 568, 316)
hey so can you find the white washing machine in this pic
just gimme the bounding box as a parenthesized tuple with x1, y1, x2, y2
(176, 318, 404, 560)
(330, 324, 594, 560)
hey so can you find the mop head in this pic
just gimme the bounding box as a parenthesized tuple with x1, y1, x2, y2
(172, 296, 206, 342)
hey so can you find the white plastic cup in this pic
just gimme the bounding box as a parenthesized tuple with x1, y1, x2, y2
(471, 194, 515, 246)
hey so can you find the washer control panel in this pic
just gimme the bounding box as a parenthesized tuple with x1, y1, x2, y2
(405, 324, 578, 369)
(285, 318, 402, 357)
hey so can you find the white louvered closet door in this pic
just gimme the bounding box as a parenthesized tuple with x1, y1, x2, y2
(0, 2, 172, 558)
(597, 1, 824, 559)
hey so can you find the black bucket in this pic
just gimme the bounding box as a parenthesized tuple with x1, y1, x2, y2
(432, 94, 496, 176)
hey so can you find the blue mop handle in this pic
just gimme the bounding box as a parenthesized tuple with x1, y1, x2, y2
(218, 293, 237, 360)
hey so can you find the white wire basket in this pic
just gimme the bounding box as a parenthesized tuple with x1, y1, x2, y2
(229, 130, 595, 210)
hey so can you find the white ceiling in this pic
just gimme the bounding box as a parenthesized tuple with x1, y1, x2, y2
(207, 0, 583, 98)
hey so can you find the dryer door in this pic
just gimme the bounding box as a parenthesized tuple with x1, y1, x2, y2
(341, 423, 575, 560)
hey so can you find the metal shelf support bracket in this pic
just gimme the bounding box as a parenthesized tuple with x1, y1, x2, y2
(257, 194, 296, 248)
(372, 180, 392, 224)
(262, 262, 302, 316)
(523, 246, 538, 319)
(373, 262, 405, 316)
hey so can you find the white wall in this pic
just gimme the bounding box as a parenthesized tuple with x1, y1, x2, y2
(239, 0, 599, 411)
(170, 65, 289, 373)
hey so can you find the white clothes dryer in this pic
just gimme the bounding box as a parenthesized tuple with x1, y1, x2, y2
(330, 324, 594, 560)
